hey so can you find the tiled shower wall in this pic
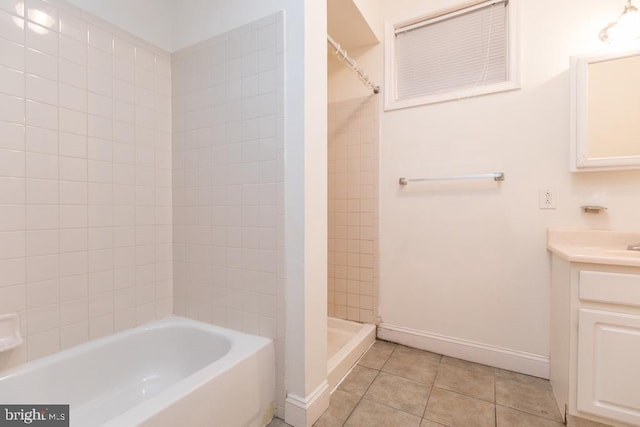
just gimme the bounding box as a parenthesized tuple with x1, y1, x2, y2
(0, 0, 173, 370)
(171, 13, 286, 414)
(328, 96, 379, 323)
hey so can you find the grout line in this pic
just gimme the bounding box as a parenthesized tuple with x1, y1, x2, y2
(336, 344, 395, 426)
(57, 4, 62, 352)
(422, 355, 442, 422)
(22, 8, 28, 361)
(494, 367, 498, 426)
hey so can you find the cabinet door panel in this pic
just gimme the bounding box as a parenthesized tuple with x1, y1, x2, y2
(578, 309, 640, 425)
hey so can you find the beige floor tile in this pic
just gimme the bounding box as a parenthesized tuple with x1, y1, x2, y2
(381, 345, 441, 385)
(420, 420, 448, 427)
(267, 418, 291, 427)
(434, 362, 495, 402)
(424, 387, 496, 427)
(344, 398, 422, 427)
(440, 356, 495, 375)
(358, 340, 396, 370)
(495, 369, 563, 422)
(337, 365, 378, 396)
(497, 405, 565, 427)
(364, 371, 431, 416)
(315, 390, 361, 427)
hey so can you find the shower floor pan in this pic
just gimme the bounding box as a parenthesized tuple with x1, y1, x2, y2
(327, 317, 376, 390)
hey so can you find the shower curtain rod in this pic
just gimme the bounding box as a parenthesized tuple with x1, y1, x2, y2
(327, 34, 380, 94)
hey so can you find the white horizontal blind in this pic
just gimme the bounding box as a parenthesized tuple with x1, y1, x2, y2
(395, 0, 508, 101)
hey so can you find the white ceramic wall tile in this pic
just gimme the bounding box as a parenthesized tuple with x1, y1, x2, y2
(113, 58, 133, 83)
(59, 58, 86, 89)
(0, 205, 26, 232)
(0, 38, 24, 70)
(60, 321, 88, 349)
(0, 149, 24, 177)
(26, 126, 57, 155)
(59, 251, 89, 277)
(113, 308, 135, 331)
(89, 313, 113, 339)
(0, 10, 24, 44)
(59, 274, 87, 301)
(26, 253, 59, 283)
(113, 37, 134, 63)
(88, 25, 110, 52)
(27, 329, 59, 360)
(27, 303, 59, 335)
(59, 228, 86, 253)
(25, 49, 56, 81)
(0, 284, 26, 313)
(0, 231, 25, 259)
(25, 229, 58, 257)
(26, 152, 57, 179)
(25, 0, 58, 30)
(0, 121, 24, 151)
(26, 100, 57, 130)
(0, 93, 25, 123)
(0, 0, 172, 368)
(26, 24, 58, 56)
(88, 69, 112, 96)
(58, 11, 86, 42)
(328, 97, 379, 322)
(0, 65, 24, 97)
(0, 257, 25, 287)
(25, 178, 57, 205)
(59, 34, 86, 65)
(172, 13, 284, 412)
(88, 45, 111, 71)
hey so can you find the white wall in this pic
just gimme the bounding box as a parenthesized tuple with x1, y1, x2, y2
(63, 0, 173, 52)
(330, 0, 640, 367)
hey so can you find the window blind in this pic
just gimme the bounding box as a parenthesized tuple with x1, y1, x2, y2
(395, 0, 508, 101)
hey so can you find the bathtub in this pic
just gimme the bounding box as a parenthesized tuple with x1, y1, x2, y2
(0, 317, 275, 427)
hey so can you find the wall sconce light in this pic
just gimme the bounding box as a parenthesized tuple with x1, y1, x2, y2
(600, 0, 640, 43)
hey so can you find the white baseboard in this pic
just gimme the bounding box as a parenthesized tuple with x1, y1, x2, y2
(284, 380, 330, 427)
(377, 323, 549, 379)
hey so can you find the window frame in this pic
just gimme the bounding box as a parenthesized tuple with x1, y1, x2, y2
(384, 0, 520, 111)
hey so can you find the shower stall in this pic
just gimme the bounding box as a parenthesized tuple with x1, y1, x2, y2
(326, 50, 379, 387)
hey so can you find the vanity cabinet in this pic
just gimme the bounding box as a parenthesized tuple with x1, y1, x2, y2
(577, 308, 640, 424)
(550, 257, 640, 426)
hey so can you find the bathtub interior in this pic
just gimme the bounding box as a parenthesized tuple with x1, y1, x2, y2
(0, 324, 231, 407)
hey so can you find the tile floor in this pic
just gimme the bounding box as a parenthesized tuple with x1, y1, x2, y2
(269, 340, 613, 427)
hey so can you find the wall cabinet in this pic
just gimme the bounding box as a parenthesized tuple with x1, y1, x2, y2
(550, 258, 640, 426)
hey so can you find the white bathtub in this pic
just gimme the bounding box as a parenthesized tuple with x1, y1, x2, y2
(0, 317, 275, 427)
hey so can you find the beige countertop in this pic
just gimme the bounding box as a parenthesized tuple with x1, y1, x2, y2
(547, 229, 640, 268)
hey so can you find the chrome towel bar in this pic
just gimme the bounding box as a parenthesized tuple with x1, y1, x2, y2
(399, 172, 505, 186)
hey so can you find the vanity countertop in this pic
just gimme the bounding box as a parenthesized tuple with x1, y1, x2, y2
(548, 229, 640, 268)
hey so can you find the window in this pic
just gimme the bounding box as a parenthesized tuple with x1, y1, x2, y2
(385, 0, 519, 110)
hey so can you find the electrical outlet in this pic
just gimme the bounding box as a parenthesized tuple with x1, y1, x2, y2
(539, 189, 556, 209)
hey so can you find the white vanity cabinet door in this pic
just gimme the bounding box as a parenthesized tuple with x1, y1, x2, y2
(577, 309, 640, 425)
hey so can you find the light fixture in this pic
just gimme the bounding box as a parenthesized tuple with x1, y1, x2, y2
(600, 0, 640, 43)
